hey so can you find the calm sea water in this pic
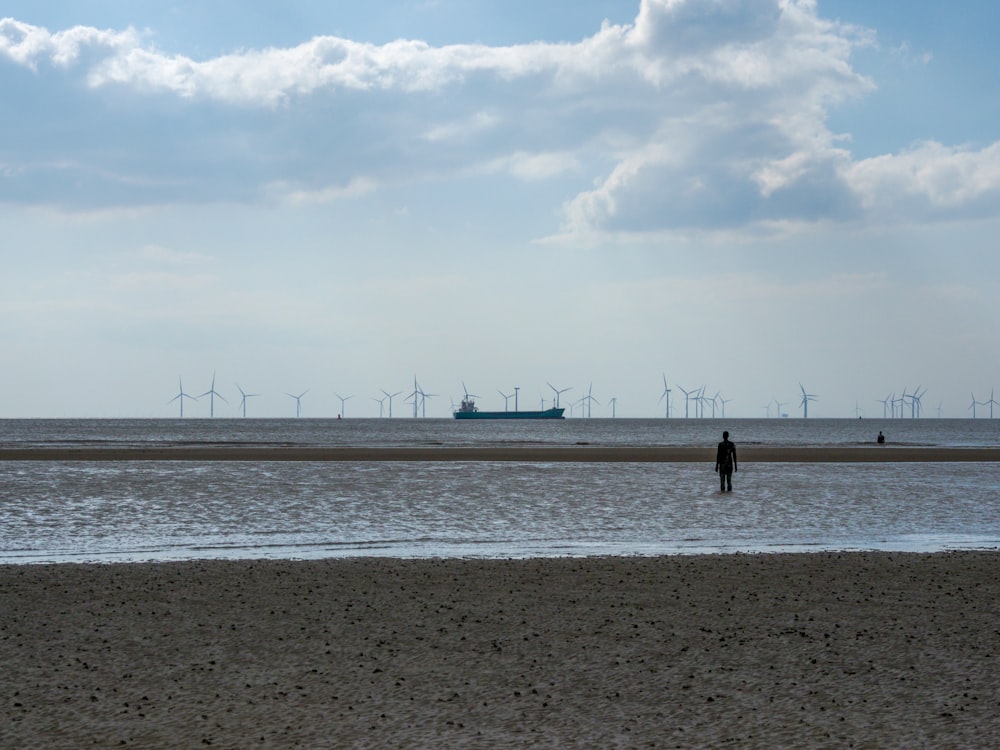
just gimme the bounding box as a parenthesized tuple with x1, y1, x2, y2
(1, 418, 998, 563)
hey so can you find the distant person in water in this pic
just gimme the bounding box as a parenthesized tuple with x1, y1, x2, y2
(715, 430, 737, 492)
(877, 431, 885, 444)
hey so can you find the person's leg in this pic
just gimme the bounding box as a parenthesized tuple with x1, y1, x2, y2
(725, 468, 733, 491)
(720, 468, 726, 492)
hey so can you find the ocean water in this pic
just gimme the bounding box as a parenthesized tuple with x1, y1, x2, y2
(1, 418, 998, 563)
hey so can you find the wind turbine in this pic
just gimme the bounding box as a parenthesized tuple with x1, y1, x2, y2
(970, 393, 981, 419)
(168, 377, 198, 418)
(285, 390, 308, 418)
(773, 398, 786, 419)
(798, 383, 818, 418)
(985, 388, 998, 419)
(372, 394, 387, 418)
(910, 386, 926, 418)
(461, 381, 481, 409)
(719, 395, 731, 419)
(676, 385, 694, 419)
(381, 389, 402, 418)
(695, 386, 708, 418)
(878, 394, 892, 419)
(896, 388, 910, 419)
(580, 383, 599, 418)
(573, 396, 583, 418)
(236, 383, 258, 418)
(199, 372, 227, 418)
(547, 382, 572, 409)
(498, 390, 514, 413)
(407, 376, 422, 418)
(659, 374, 671, 418)
(608, 396, 617, 418)
(707, 390, 720, 419)
(335, 392, 353, 418)
(417, 381, 437, 418)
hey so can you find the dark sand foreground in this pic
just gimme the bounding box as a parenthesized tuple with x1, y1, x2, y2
(3, 553, 998, 748)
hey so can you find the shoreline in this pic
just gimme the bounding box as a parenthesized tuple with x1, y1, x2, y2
(3, 552, 998, 747)
(2, 445, 999, 461)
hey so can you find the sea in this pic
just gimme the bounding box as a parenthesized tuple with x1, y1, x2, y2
(1, 418, 998, 564)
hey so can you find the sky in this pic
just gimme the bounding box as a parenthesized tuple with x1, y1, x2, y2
(2, 0, 999, 419)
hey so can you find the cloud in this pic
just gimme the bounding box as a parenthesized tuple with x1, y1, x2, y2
(272, 176, 379, 206)
(3, 1, 999, 236)
(845, 141, 1000, 219)
(0, 17, 139, 69)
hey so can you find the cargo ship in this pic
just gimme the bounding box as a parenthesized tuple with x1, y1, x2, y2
(453, 396, 564, 420)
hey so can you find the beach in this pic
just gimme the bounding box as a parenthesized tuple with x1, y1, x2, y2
(3, 552, 998, 748)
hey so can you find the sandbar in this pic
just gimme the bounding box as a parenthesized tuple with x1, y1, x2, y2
(1, 445, 998, 462)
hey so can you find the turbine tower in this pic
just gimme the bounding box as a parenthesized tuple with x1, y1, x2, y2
(236, 383, 258, 418)
(373, 394, 387, 418)
(580, 383, 599, 418)
(407, 376, 422, 418)
(461, 381, 481, 410)
(676, 385, 694, 419)
(694, 385, 708, 418)
(719, 395, 731, 419)
(609, 396, 617, 418)
(659, 374, 671, 418)
(988, 389, 999, 419)
(707, 390, 720, 419)
(168, 377, 198, 418)
(498, 390, 513, 413)
(199, 372, 227, 418)
(381, 389, 402, 418)
(799, 383, 818, 418)
(896, 388, 909, 419)
(970, 393, 981, 419)
(878, 394, 891, 419)
(285, 390, 308, 418)
(335, 392, 353, 418)
(416, 381, 437, 418)
(547, 382, 572, 409)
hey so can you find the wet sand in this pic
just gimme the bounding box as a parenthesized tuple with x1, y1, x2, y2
(1, 445, 998, 461)
(3, 552, 998, 748)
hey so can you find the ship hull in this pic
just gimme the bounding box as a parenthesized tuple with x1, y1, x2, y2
(453, 408, 565, 420)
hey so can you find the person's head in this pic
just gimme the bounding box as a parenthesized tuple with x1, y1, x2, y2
(723, 431, 729, 440)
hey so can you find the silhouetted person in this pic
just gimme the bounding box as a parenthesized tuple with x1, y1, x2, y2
(715, 430, 737, 492)
(877, 430, 885, 444)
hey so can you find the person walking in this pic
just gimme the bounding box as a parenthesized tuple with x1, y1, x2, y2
(715, 430, 737, 492)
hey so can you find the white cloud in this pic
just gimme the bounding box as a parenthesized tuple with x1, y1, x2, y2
(423, 111, 500, 142)
(3, 1, 999, 238)
(273, 176, 379, 206)
(845, 141, 1000, 217)
(0, 17, 139, 69)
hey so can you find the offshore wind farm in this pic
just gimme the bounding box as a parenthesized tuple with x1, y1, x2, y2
(150, 372, 1000, 420)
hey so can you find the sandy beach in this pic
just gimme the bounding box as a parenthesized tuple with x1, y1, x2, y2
(3, 553, 998, 748)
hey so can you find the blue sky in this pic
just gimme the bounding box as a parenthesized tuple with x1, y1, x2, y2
(2, 0, 999, 418)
